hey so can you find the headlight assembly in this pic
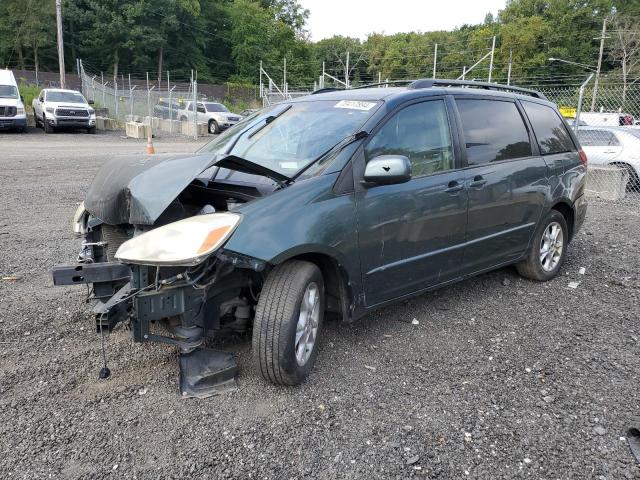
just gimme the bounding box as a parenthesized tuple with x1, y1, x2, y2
(45, 106, 55, 114)
(115, 213, 241, 266)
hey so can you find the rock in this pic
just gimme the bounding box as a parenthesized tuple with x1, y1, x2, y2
(411, 318, 419, 325)
(364, 365, 377, 372)
(594, 426, 606, 436)
(464, 432, 472, 442)
(406, 455, 419, 465)
(568, 281, 581, 289)
(523, 458, 532, 464)
(402, 425, 413, 433)
(579, 267, 586, 275)
(543, 395, 554, 403)
(502, 278, 511, 286)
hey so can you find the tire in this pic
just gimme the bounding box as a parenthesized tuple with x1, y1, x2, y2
(87, 127, 96, 134)
(516, 210, 568, 281)
(617, 164, 640, 192)
(180, 116, 188, 122)
(208, 120, 219, 134)
(252, 260, 324, 386)
(43, 116, 54, 134)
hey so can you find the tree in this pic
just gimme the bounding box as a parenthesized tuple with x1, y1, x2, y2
(608, 13, 640, 106)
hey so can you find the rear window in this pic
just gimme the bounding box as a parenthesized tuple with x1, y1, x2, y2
(456, 99, 532, 166)
(522, 101, 575, 155)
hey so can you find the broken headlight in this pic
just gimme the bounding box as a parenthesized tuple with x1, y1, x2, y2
(72, 202, 89, 236)
(114, 213, 241, 267)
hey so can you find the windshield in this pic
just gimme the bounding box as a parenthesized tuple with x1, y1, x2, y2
(0, 85, 18, 99)
(46, 91, 86, 103)
(205, 103, 229, 112)
(200, 99, 381, 176)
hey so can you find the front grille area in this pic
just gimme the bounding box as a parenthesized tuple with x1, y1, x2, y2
(0, 106, 17, 117)
(228, 116, 240, 121)
(56, 108, 89, 117)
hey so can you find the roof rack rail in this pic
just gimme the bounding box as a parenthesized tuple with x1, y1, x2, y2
(311, 87, 344, 95)
(407, 78, 547, 100)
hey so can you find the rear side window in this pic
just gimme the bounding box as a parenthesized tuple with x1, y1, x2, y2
(365, 99, 454, 177)
(456, 99, 532, 166)
(522, 101, 575, 155)
(577, 129, 620, 147)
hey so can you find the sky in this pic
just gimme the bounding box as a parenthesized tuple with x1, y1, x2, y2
(299, 0, 508, 41)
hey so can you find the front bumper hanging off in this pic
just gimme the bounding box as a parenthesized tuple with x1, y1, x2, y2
(51, 261, 238, 398)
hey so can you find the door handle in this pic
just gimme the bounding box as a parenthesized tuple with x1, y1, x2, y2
(469, 175, 487, 189)
(445, 180, 464, 193)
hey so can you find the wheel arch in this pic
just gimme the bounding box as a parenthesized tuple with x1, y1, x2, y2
(550, 200, 576, 241)
(272, 250, 354, 322)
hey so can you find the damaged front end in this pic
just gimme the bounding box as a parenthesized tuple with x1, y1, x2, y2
(52, 154, 276, 398)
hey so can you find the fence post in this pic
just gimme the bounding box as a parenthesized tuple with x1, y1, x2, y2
(574, 74, 594, 134)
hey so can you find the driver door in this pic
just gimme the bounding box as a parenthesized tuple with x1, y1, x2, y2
(355, 98, 468, 307)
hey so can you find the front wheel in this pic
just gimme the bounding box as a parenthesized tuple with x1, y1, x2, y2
(516, 210, 568, 281)
(43, 116, 54, 134)
(87, 126, 96, 134)
(252, 260, 324, 386)
(208, 120, 219, 134)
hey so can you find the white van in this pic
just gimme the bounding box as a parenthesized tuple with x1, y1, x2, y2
(0, 70, 27, 132)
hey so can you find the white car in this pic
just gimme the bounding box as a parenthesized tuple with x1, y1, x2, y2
(577, 126, 640, 188)
(0, 69, 27, 133)
(177, 101, 241, 134)
(32, 88, 96, 134)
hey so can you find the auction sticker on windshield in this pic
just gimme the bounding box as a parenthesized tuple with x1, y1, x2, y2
(334, 100, 377, 111)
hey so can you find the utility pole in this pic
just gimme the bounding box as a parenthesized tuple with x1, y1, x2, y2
(591, 17, 608, 112)
(345, 51, 350, 88)
(488, 36, 496, 83)
(507, 49, 513, 85)
(433, 43, 438, 78)
(55, 0, 66, 89)
(283, 58, 286, 97)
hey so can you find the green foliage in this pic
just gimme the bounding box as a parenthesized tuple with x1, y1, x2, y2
(18, 82, 41, 108)
(0, 0, 637, 90)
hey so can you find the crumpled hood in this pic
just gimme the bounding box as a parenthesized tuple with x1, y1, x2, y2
(85, 153, 217, 225)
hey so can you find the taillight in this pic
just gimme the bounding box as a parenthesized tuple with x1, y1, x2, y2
(578, 149, 588, 167)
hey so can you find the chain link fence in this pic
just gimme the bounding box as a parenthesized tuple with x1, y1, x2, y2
(538, 81, 640, 211)
(79, 61, 257, 138)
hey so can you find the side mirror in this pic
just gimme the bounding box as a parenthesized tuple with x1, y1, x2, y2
(363, 155, 412, 186)
(88, 99, 95, 105)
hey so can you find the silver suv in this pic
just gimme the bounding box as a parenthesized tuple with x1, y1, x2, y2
(177, 101, 241, 134)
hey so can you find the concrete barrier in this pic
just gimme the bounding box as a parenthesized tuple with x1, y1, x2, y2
(125, 122, 150, 139)
(586, 165, 629, 201)
(125, 114, 143, 124)
(159, 119, 182, 133)
(143, 116, 161, 129)
(96, 117, 117, 131)
(181, 121, 208, 137)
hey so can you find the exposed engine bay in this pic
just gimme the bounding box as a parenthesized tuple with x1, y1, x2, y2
(53, 154, 282, 398)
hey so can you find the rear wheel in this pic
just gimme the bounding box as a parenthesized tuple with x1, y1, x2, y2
(615, 163, 640, 192)
(516, 210, 568, 281)
(252, 260, 324, 386)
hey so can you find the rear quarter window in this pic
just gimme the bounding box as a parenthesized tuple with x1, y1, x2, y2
(522, 101, 575, 155)
(456, 98, 532, 166)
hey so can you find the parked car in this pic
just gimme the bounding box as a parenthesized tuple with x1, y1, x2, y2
(577, 126, 640, 187)
(32, 88, 96, 133)
(52, 79, 587, 397)
(153, 99, 180, 119)
(0, 69, 27, 133)
(177, 101, 241, 134)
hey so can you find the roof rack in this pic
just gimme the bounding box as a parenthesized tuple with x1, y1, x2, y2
(310, 78, 547, 100)
(407, 79, 547, 99)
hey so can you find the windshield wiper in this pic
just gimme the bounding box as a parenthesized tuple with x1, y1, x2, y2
(289, 130, 368, 182)
(247, 104, 292, 139)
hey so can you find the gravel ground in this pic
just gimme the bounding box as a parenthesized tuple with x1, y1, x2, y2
(1, 130, 639, 479)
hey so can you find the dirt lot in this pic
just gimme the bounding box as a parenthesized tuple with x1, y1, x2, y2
(1, 129, 639, 479)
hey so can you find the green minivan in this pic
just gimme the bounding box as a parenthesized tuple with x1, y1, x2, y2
(53, 79, 588, 397)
